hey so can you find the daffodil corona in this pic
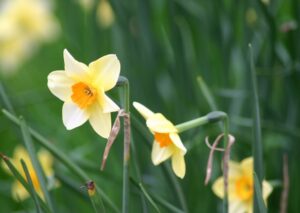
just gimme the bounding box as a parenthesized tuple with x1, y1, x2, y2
(48, 49, 120, 138)
(2, 146, 55, 201)
(133, 102, 187, 178)
(212, 157, 273, 213)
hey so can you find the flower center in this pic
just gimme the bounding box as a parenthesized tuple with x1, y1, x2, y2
(71, 82, 97, 109)
(235, 176, 253, 201)
(154, 133, 172, 147)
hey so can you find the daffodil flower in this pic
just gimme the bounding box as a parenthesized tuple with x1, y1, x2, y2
(2, 146, 55, 201)
(212, 157, 273, 213)
(133, 102, 187, 178)
(0, 0, 59, 71)
(48, 49, 120, 138)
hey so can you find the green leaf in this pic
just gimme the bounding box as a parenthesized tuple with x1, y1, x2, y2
(254, 173, 267, 213)
(20, 117, 54, 212)
(20, 159, 42, 213)
(0, 153, 50, 212)
(2, 109, 119, 213)
(249, 44, 264, 213)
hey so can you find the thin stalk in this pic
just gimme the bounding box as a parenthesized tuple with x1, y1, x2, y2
(222, 116, 229, 213)
(118, 76, 131, 213)
(249, 44, 264, 213)
(2, 109, 120, 213)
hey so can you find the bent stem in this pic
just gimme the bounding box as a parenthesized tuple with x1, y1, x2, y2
(175, 110, 229, 213)
(117, 76, 131, 213)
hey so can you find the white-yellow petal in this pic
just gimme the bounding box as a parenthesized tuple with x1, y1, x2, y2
(47, 70, 75, 101)
(169, 133, 186, 154)
(89, 103, 111, 138)
(151, 141, 172, 165)
(229, 200, 248, 213)
(62, 102, 89, 130)
(89, 54, 120, 91)
(212, 177, 224, 198)
(133, 102, 154, 120)
(262, 180, 273, 201)
(241, 157, 253, 177)
(63, 49, 88, 77)
(171, 151, 186, 178)
(37, 149, 54, 177)
(12, 181, 29, 201)
(146, 113, 177, 133)
(101, 94, 120, 113)
(228, 161, 243, 178)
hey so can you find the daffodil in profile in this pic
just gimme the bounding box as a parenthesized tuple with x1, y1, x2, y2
(48, 49, 120, 138)
(2, 146, 55, 201)
(133, 102, 187, 178)
(212, 157, 273, 213)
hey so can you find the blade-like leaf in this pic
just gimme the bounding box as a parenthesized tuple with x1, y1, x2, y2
(20, 159, 42, 213)
(20, 117, 54, 212)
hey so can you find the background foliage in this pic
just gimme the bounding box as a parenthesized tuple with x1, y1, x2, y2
(0, 0, 299, 212)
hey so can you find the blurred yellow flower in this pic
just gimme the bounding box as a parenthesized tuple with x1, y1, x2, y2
(2, 146, 55, 201)
(48, 49, 120, 138)
(0, 0, 59, 72)
(78, 0, 94, 12)
(97, 0, 115, 28)
(133, 102, 187, 178)
(212, 157, 273, 213)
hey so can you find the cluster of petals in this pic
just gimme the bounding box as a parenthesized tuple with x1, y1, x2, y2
(212, 157, 273, 213)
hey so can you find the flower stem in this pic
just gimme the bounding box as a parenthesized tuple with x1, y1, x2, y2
(175, 111, 227, 133)
(118, 76, 131, 213)
(175, 111, 229, 213)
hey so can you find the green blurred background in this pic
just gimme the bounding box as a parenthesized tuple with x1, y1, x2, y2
(0, 0, 299, 212)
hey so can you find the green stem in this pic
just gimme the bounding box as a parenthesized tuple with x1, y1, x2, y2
(249, 44, 264, 213)
(176, 110, 229, 213)
(118, 76, 131, 213)
(175, 111, 227, 133)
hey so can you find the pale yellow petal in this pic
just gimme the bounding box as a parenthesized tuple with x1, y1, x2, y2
(89, 103, 111, 138)
(262, 180, 273, 201)
(133, 102, 154, 120)
(12, 181, 29, 201)
(146, 113, 177, 133)
(62, 102, 89, 130)
(171, 150, 186, 178)
(89, 54, 120, 91)
(47, 70, 75, 101)
(151, 141, 172, 165)
(12, 146, 33, 172)
(169, 133, 186, 154)
(228, 161, 243, 178)
(241, 157, 253, 177)
(63, 49, 88, 77)
(38, 149, 54, 177)
(229, 200, 249, 213)
(212, 177, 224, 198)
(101, 94, 120, 113)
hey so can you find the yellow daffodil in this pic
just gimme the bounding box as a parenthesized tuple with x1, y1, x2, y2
(2, 146, 55, 201)
(96, 0, 115, 28)
(0, 0, 59, 72)
(133, 102, 187, 178)
(212, 157, 273, 213)
(48, 49, 120, 138)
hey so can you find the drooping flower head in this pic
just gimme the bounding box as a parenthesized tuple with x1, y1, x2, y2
(2, 146, 55, 201)
(133, 102, 187, 178)
(48, 49, 120, 138)
(212, 157, 273, 213)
